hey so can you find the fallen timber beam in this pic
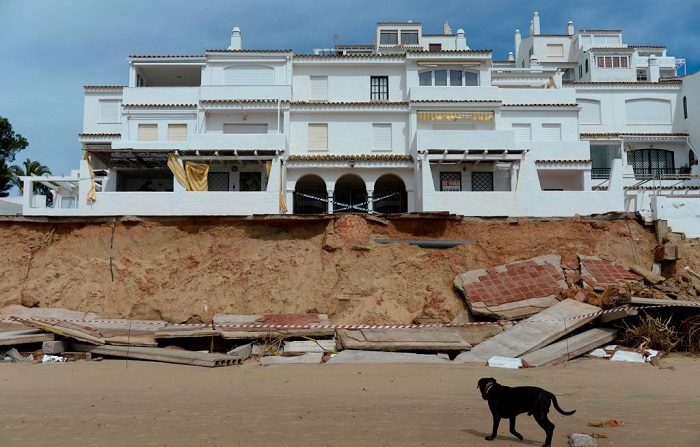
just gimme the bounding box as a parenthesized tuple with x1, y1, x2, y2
(71, 343, 242, 367)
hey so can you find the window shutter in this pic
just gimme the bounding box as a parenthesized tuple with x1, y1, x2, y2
(512, 124, 531, 141)
(372, 124, 392, 151)
(310, 76, 328, 101)
(167, 124, 188, 141)
(98, 100, 121, 123)
(137, 124, 158, 141)
(308, 124, 328, 151)
(224, 65, 274, 85)
(541, 124, 561, 141)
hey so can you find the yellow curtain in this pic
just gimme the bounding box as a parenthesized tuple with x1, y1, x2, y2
(265, 160, 272, 177)
(167, 153, 191, 190)
(185, 161, 209, 192)
(279, 160, 287, 213)
(82, 152, 96, 203)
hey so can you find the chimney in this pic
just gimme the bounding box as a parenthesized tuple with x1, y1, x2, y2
(567, 21, 574, 35)
(530, 55, 540, 67)
(514, 29, 522, 60)
(529, 20, 534, 36)
(533, 12, 541, 35)
(508, 51, 514, 61)
(230, 26, 242, 50)
(649, 55, 660, 82)
(443, 21, 452, 35)
(456, 29, 467, 50)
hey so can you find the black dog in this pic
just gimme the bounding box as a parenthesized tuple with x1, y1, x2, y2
(477, 377, 575, 447)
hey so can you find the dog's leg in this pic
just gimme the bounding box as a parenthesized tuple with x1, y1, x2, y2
(485, 414, 500, 441)
(533, 413, 555, 447)
(509, 417, 524, 441)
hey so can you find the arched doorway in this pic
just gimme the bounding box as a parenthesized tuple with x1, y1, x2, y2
(333, 174, 367, 213)
(373, 174, 407, 213)
(294, 175, 327, 214)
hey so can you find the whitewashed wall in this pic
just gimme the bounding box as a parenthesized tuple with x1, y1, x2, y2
(292, 64, 406, 102)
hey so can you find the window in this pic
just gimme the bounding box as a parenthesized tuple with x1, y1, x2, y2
(434, 70, 448, 86)
(472, 172, 494, 191)
(512, 123, 532, 141)
(439, 172, 461, 191)
(429, 43, 442, 52)
(308, 123, 328, 151)
(541, 123, 562, 141)
(585, 59, 589, 73)
(401, 31, 419, 45)
(683, 96, 688, 119)
(578, 99, 602, 124)
(310, 76, 328, 101)
(167, 124, 187, 141)
(372, 124, 392, 151)
(98, 100, 121, 123)
(579, 65, 583, 78)
(596, 56, 629, 68)
(464, 71, 478, 86)
(637, 70, 648, 81)
(449, 70, 462, 86)
(380, 31, 398, 45)
(419, 71, 432, 86)
(223, 124, 268, 134)
(546, 44, 564, 57)
(240, 172, 262, 191)
(627, 149, 675, 178)
(59, 196, 77, 209)
(207, 172, 229, 191)
(137, 124, 157, 141)
(370, 76, 389, 100)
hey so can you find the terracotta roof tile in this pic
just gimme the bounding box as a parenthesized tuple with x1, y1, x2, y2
(535, 159, 591, 163)
(206, 49, 293, 53)
(291, 101, 408, 107)
(581, 132, 689, 137)
(377, 21, 422, 25)
(587, 47, 635, 52)
(406, 49, 492, 54)
(294, 54, 404, 59)
(335, 44, 374, 49)
(564, 80, 682, 86)
(129, 55, 203, 59)
(200, 99, 283, 104)
(79, 132, 121, 137)
(422, 33, 454, 37)
(83, 85, 125, 89)
(503, 103, 578, 107)
(412, 99, 501, 103)
(629, 44, 667, 49)
(579, 29, 622, 33)
(122, 103, 197, 108)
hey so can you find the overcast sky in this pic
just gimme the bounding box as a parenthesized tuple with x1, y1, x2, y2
(1, 0, 698, 179)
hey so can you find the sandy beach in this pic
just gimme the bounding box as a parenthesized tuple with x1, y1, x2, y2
(1, 355, 699, 446)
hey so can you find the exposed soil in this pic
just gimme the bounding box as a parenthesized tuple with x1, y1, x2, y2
(0, 215, 696, 324)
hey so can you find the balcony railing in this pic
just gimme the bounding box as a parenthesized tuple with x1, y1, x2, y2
(632, 168, 693, 180)
(591, 168, 611, 179)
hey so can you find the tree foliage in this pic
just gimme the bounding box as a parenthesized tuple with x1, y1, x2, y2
(0, 117, 29, 197)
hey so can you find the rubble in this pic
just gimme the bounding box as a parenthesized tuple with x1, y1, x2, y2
(569, 433, 598, 447)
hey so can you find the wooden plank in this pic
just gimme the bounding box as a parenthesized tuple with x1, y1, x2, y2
(520, 328, 617, 367)
(71, 343, 240, 367)
(616, 297, 700, 307)
(455, 299, 601, 362)
(0, 330, 54, 346)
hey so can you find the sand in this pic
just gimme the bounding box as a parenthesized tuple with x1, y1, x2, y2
(0, 356, 698, 446)
(1, 216, 678, 324)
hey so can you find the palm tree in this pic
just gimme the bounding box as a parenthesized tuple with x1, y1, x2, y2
(10, 158, 52, 193)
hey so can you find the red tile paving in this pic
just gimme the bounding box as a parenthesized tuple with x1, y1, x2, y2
(462, 260, 565, 306)
(580, 258, 641, 285)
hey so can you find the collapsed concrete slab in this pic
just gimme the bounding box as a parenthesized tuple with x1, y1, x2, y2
(337, 325, 502, 352)
(455, 299, 601, 363)
(454, 255, 568, 320)
(214, 313, 335, 339)
(327, 350, 449, 364)
(260, 352, 323, 365)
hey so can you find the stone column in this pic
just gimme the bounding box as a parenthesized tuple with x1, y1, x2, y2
(367, 190, 374, 213)
(327, 191, 334, 214)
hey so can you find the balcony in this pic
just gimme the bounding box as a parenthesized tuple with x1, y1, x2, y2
(122, 87, 200, 105)
(200, 85, 291, 102)
(592, 168, 611, 179)
(409, 86, 500, 102)
(416, 129, 514, 151)
(189, 133, 285, 150)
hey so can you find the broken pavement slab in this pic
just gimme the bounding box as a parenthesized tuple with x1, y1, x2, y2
(214, 313, 335, 339)
(454, 255, 567, 320)
(260, 352, 324, 365)
(0, 305, 100, 322)
(337, 325, 502, 352)
(520, 328, 617, 367)
(578, 254, 642, 289)
(0, 329, 54, 346)
(454, 299, 601, 363)
(284, 339, 336, 355)
(327, 350, 449, 364)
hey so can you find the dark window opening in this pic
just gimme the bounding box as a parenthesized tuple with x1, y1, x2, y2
(472, 172, 494, 191)
(370, 76, 389, 100)
(207, 172, 230, 191)
(683, 96, 688, 119)
(373, 174, 407, 213)
(429, 43, 442, 52)
(380, 31, 398, 45)
(294, 175, 327, 214)
(239, 172, 262, 191)
(627, 149, 675, 179)
(585, 59, 589, 73)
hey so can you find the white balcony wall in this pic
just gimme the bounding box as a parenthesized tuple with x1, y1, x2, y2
(576, 89, 682, 134)
(121, 87, 200, 105)
(289, 112, 408, 154)
(516, 141, 591, 160)
(416, 130, 515, 150)
(409, 86, 500, 102)
(203, 61, 290, 86)
(292, 65, 406, 102)
(189, 133, 285, 150)
(113, 115, 197, 149)
(200, 85, 291, 101)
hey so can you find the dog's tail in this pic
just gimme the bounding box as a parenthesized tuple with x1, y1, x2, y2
(550, 393, 576, 416)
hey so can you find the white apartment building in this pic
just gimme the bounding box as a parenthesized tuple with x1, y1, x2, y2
(19, 13, 700, 235)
